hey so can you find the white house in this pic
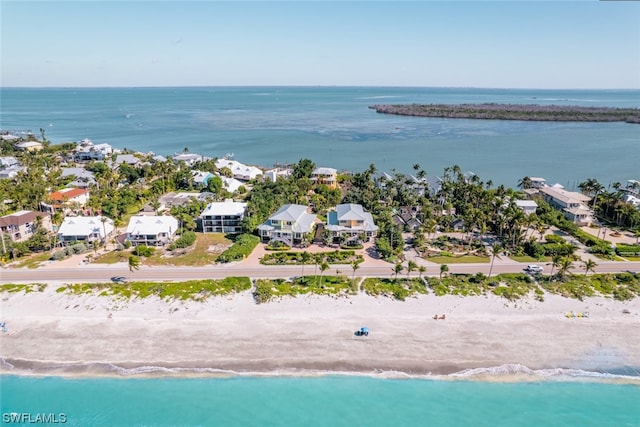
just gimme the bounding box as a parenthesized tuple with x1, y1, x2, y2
(529, 177, 547, 189)
(58, 216, 114, 244)
(15, 141, 43, 151)
(257, 204, 317, 245)
(310, 167, 338, 189)
(326, 203, 378, 242)
(0, 156, 19, 169)
(61, 167, 96, 188)
(0, 165, 26, 179)
(192, 170, 214, 187)
(215, 159, 262, 181)
(515, 200, 538, 216)
(200, 199, 248, 233)
(74, 141, 113, 161)
(173, 153, 205, 166)
(219, 175, 245, 193)
(126, 215, 178, 246)
(264, 168, 292, 182)
(539, 186, 593, 225)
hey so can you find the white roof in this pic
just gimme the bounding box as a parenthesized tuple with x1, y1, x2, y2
(192, 170, 212, 184)
(16, 141, 42, 148)
(126, 215, 178, 235)
(215, 159, 262, 179)
(200, 200, 248, 217)
(58, 216, 114, 238)
(515, 200, 538, 208)
(312, 167, 337, 175)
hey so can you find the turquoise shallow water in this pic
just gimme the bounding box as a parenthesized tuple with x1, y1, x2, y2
(2, 375, 640, 427)
(1, 86, 639, 187)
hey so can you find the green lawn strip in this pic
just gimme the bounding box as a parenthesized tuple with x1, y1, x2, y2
(0, 283, 47, 293)
(253, 275, 352, 303)
(92, 250, 131, 264)
(361, 277, 428, 301)
(55, 277, 251, 301)
(11, 253, 52, 269)
(217, 234, 260, 263)
(426, 255, 490, 264)
(509, 255, 545, 263)
(260, 250, 363, 265)
(539, 272, 640, 301)
(621, 256, 640, 261)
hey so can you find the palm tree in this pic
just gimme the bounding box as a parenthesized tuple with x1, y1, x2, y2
(393, 262, 403, 280)
(313, 253, 324, 277)
(418, 265, 426, 280)
(350, 259, 361, 285)
(406, 260, 417, 279)
(582, 259, 597, 276)
(318, 261, 330, 286)
(549, 254, 562, 279)
(518, 176, 532, 190)
(128, 255, 140, 276)
(100, 216, 109, 248)
(439, 264, 449, 279)
(300, 251, 311, 279)
(488, 243, 502, 279)
(557, 257, 573, 280)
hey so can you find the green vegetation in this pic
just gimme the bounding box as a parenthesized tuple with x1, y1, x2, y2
(253, 276, 352, 304)
(361, 277, 427, 301)
(260, 250, 363, 265)
(217, 234, 260, 263)
(427, 255, 490, 264)
(0, 283, 47, 293)
(56, 277, 251, 301)
(168, 231, 197, 250)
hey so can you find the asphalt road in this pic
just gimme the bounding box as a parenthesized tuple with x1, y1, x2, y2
(2, 261, 639, 283)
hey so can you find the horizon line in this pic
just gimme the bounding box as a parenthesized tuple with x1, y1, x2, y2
(1, 85, 639, 91)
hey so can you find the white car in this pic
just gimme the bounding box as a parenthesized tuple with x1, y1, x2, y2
(525, 265, 543, 273)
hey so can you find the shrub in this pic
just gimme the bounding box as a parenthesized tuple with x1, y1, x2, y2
(218, 234, 259, 263)
(615, 244, 640, 256)
(170, 231, 196, 250)
(50, 250, 68, 261)
(544, 234, 565, 244)
(133, 245, 155, 257)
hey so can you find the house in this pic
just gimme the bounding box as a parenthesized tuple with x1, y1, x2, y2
(0, 210, 52, 242)
(539, 186, 593, 225)
(392, 206, 422, 231)
(0, 165, 26, 179)
(74, 140, 113, 161)
(126, 215, 178, 246)
(61, 167, 96, 188)
(0, 156, 19, 169)
(114, 154, 141, 167)
(46, 188, 90, 210)
(159, 192, 216, 208)
(192, 170, 214, 187)
(219, 175, 245, 193)
(529, 177, 547, 189)
(173, 153, 205, 166)
(310, 167, 338, 189)
(215, 158, 263, 181)
(326, 203, 378, 242)
(15, 141, 43, 152)
(264, 167, 292, 182)
(199, 199, 248, 233)
(257, 204, 317, 245)
(515, 200, 538, 216)
(57, 215, 114, 244)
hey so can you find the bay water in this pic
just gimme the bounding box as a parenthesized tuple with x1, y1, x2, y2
(1, 86, 638, 188)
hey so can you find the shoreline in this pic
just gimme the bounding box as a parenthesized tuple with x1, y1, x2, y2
(2, 286, 640, 384)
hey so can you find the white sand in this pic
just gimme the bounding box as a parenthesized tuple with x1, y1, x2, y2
(1, 284, 640, 378)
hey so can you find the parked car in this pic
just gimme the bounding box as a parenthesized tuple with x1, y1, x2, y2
(524, 265, 543, 273)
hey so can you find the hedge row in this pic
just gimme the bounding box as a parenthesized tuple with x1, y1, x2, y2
(217, 234, 260, 263)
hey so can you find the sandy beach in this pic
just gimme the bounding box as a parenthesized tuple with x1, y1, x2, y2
(1, 284, 640, 379)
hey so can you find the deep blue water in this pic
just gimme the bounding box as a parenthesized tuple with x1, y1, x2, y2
(1, 86, 638, 187)
(2, 375, 640, 427)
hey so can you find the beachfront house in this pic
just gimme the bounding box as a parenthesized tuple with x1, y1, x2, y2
(126, 215, 178, 246)
(0, 210, 52, 243)
(326, 203, 378, 243)
(539, 186, 593, 226)
(257, 204, 317, 245)
(264, 167, 292, 182)
(57, 215, 114, 244)
(215, 158, 263, 181)
(310, 167, 338, 189)
(219, 175, 245, 193)
(199, 199, 248, 234)
(74, 140, 113, 161)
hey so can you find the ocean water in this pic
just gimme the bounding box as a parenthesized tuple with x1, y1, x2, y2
(1, 86, 639, 187)
(2, 374, 640, 427)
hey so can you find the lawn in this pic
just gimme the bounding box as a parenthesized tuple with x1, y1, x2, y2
(509, 255, 544, 263)
(91, 234, 233, 266)
(426, 255, 490, 264)
(10, 252, 53, 269)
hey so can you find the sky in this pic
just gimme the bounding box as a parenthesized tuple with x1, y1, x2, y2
(1, 1, 639, 89)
